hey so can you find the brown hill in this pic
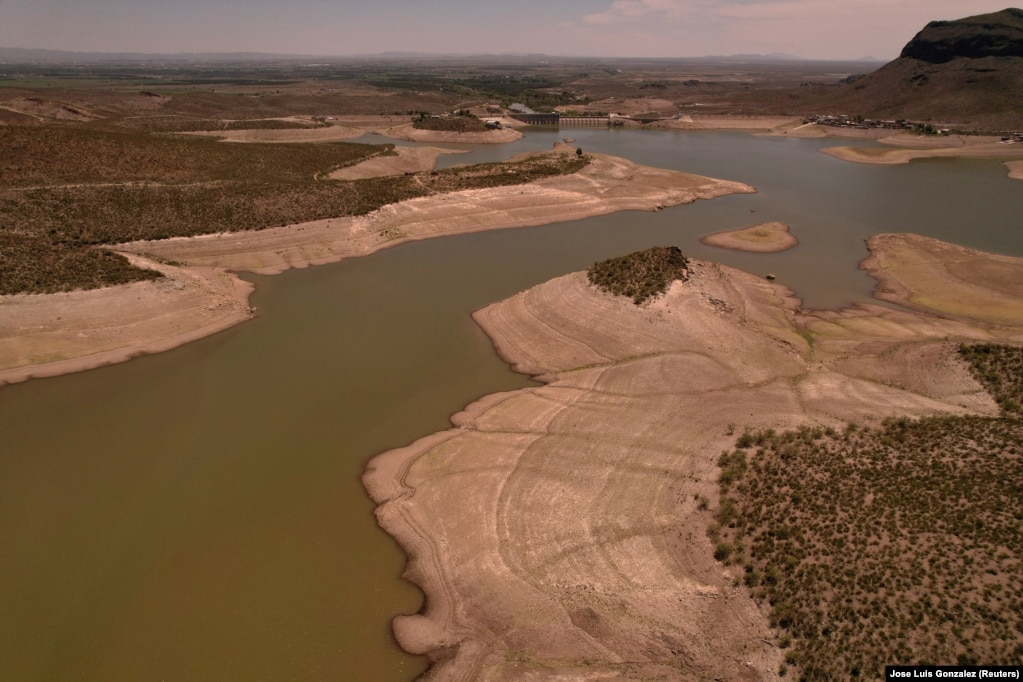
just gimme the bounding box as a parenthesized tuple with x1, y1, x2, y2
(825, 8, 1023, 131)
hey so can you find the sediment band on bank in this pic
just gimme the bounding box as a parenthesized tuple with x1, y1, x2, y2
(365, 235, 1023, 679)
(0, 150, 752, 385)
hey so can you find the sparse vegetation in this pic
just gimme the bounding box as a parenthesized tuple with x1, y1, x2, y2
(707, 346, 1023, 680)
(0, 127, 588, 294)
(0, 126, 385, 188)
(587, 246, 689, 304)
(114, 117, 332, 133)
(412, 111, 487, 133)
(959, 343, 1023, 415)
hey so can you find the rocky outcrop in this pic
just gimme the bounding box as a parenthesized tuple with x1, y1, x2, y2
(899, 8, 1023, 63)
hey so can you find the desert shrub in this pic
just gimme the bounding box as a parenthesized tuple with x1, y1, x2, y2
(0, 237, 162, 294)
(710, 408, 1023, 677)
(116, 117, 330, 133)
(587, 246, 689, 304)
(0, 130, 588, 293)
(412, 113, 487, 132)
(0, 126, 386, 187)
(959, 343, 1023, 416)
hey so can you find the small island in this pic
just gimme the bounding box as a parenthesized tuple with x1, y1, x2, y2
(699, 221, 798, 253)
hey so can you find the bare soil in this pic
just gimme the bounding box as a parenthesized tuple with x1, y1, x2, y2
(179, 125, 368, 143)
(329, 146, 466, 181)
(381, 122, 523, 144)
(365, 234, 1023, 680)
(862, 233, 1023, 327)
(652, 115, 801, 132)
(820, 140, 1023, 173)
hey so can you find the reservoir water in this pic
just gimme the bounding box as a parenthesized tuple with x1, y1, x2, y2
(1, 129, 1021, 680)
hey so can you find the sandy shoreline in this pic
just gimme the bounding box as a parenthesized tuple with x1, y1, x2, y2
(365, 234, 1023, 680)
(0, 150, 751, 386)
(651, 115, 801, 132)
(699, 221, 797, 253)
(380, 122, 523, 144)
(820, 138, 1023, 176)
(0, 258, 254, 386)
(861, 233, 1023, 327)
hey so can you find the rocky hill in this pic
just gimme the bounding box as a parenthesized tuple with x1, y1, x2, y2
(900, 8, 1023, 62)
(826, 8, 1023, 131)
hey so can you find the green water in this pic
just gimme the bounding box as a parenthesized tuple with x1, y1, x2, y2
(1, 130, 1022, 680)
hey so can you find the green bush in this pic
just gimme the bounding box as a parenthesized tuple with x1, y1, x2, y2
(587, 246, 689, 304)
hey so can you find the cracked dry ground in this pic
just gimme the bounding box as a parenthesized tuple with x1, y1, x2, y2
(366, 250, 1018, 681)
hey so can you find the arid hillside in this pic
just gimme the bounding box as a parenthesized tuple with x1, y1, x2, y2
(822, 8, 1023, 130)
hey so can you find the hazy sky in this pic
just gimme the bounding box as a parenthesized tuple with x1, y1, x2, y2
(0, 1, 1016, 60)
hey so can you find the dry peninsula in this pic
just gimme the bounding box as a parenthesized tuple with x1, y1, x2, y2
(819, 135, 1023, 177)
(365, 234, 1023, 680)
(0, 148, 751, 385)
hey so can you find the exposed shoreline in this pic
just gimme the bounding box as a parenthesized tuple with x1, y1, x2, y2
(820, 138, 1023, 177)
(380, 122, 524, 144)
(0, 150, 752, 386)
(365, 234, 1023, 679)
(328, 145, 467, 180)
(649, 115, 802, 132)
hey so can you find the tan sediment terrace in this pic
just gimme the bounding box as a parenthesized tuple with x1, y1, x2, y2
(364, 236, 1023, 680)
(821, 140, 1023, 175)
(180, 125, 369, 143)
(1006, 160, 1023, 180)
(862, 233, 1023, 327)
(0, 151, 751, 385)
(329, 146, 468, 180)
(699, 221, 797, 253)
(381, 123, 524, 144)
(652, 115, 801, 132)
(178, 116, 413, 143)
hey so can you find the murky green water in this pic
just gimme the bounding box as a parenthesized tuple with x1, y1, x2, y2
(1, 130, 1021, 680)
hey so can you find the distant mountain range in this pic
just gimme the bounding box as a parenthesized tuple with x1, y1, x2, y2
(0, 48, 314, 63)
(825, 8, 1023, 130)
(0, 46, 882, 65)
